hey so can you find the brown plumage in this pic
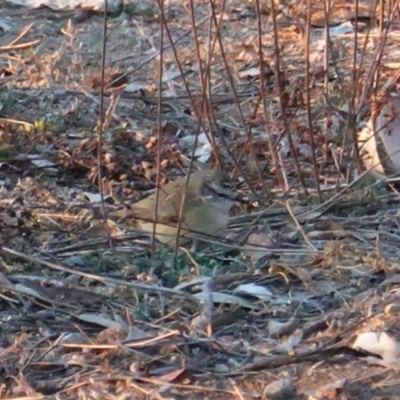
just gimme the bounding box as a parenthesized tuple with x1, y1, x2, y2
(119, 169, 240, 246)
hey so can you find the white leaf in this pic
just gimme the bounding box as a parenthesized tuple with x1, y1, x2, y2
(84, 192, 110, 203)
(178, 132, 209, 146)
(353, 331, 400, 366)
(311, 21, 354, 43)
(0, 19, 12, 33)
(179, 132, 212, 163)
(6, 0, 121, 11)
(357, 120, 386, 178)
(162, 69, 182, 82)
(194, 291, 255, 308)
(194, 142, 212, 163)
(328, 21, 354, 37)
(377, 96, 400, 172)
(238, 67, 260, 78)
(268, 317, 299, 338)
(76, 313, 125, 329)
(233, 283, 273, 301)
(26, 154, 55, 168)
(124, 82, 148, 93)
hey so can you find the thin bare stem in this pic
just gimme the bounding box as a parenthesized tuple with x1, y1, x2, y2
(97, 0, 108, 225)
(207, 0, 260, 196)
(154, 0, 165, 255)
(269, 0, 308, 194)
(305, 0, 322, 201)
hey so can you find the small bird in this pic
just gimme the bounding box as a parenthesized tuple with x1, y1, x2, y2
(116, 169, 241, 246)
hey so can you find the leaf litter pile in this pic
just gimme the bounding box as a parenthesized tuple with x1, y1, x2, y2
(2, 0, 400, 398)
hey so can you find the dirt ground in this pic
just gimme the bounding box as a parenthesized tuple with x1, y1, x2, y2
(1, 1, 400, 399)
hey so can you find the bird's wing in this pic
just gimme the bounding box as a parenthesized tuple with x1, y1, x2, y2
(130, 170, 208, 225)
